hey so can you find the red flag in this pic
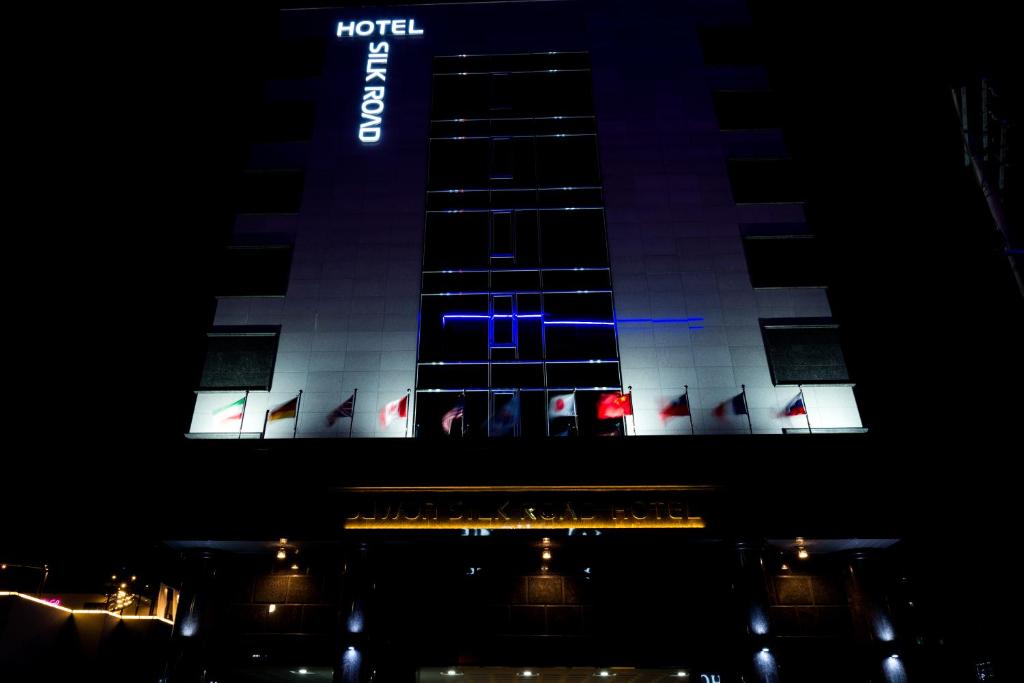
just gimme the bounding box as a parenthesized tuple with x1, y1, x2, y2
(597, 392, 633, 419)
(379, 395, 408, 428)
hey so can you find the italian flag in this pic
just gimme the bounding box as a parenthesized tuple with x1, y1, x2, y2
(214, 396, 246, 423)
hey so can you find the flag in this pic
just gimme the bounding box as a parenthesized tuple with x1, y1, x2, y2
(660, 393, 690, 421)
(548, 393, 576, 418)
(781, 394, 806, 417)
(597, 392, 632, 419)
(441, 398, 464, 435)
(713, 393, 748, 419)
(379, 395, 409, 428)
(491, 395, 520, 436)
(327, 394, 355, 426)
(214, 396, 246, 423)
(269, 396, 298, 421)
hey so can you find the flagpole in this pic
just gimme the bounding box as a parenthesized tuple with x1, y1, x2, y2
(685, 385, 694, 435)
(349, 388, 358, 438)
(238, 390, 249, 439)
(628, 385, 636, 437)
(261, 409, 270, 439)
(293, 390, 303, 439)
(572, 387, 579, 436)
(544, 387, 550, 437)
(404, 388, 411, 438)
(741, 384, 753, 434)
(799, 384, 812, 434)
(516, 388, 521, 437)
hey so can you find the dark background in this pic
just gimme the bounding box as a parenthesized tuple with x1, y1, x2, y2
(5, 0, 1021, 678)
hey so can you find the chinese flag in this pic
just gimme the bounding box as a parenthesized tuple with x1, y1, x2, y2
(597, 392, 633, 419)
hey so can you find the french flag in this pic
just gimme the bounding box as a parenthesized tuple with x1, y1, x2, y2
(713, 393, 748, 419)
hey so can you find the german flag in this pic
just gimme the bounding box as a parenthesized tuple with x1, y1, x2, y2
(269, 396, 299, 421)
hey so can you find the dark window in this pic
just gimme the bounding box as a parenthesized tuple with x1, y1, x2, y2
(199, 326, 280, 390)
(237, 170, 305, 213)
(761, 319, 849, 384)
(491, 212, 514, 258)
(742, 236, 825, 288)
(727, 159, 805, 203)
(712, 91, 780, 130)
(491, 138, 514, 179)
(268, 39, 326, 79)
(215, 246, 292, 296)
(253, 101, 316, 143)
(699, 26, 762, 65)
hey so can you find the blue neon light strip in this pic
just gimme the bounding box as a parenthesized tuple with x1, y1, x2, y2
(442, 314, 704, 327)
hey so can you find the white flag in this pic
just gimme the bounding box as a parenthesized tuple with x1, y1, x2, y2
(548, 393, 576, 418)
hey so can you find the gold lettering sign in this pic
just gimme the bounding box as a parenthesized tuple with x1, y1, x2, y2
(342, 485, 710, 530)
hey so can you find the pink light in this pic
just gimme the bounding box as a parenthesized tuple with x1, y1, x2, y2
(47, 599, 62, 606)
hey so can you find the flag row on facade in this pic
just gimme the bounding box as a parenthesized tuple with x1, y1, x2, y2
(211, 389, 412, 437)
(212, 387, 811, 436)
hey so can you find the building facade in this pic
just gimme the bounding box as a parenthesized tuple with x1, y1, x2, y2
(187, 0, 862, 441)
(5, 2, 944, 683)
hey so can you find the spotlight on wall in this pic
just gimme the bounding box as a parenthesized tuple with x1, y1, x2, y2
(277, 548, 287, 560)
(780, 564, 790, 571)
(268, 604, 276, 613)
(542, 549, 552, 561)
(797, 547, 809, 560)
(291, 564, 300, 571)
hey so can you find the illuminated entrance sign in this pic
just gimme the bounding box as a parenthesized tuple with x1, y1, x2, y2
(335, 19, 425, 143)
(342, 485, 711, 530)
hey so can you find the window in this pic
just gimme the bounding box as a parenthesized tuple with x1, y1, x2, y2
(199, 326, 280, 390)
(742, 236, 825, 288)
(214, 245, 292, 296)
(237, 170, 305, 214)
(760, 319, 849, 384)
(268, 38, 326, 79)
(712, 91, 780, 130)
(699, 26, 762, 65)
(727, 159, 805, 204)
(253, 101, 317, 143)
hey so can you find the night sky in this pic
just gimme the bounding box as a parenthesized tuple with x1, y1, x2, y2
(5, 0, 1021, 675)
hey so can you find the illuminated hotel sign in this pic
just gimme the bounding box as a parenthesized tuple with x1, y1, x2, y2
(342, 485, 710, 530)
(336, 19, 425, 143)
